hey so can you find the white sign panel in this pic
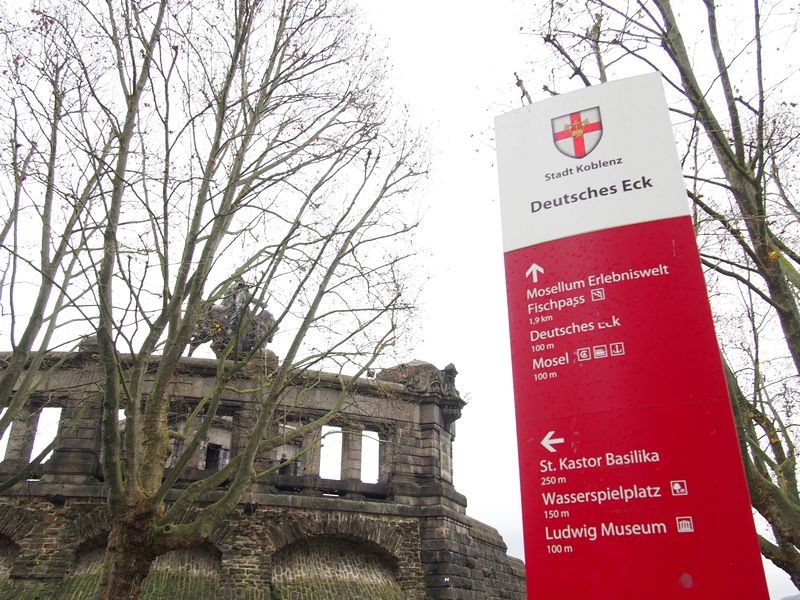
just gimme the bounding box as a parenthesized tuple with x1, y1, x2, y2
(495, 72, 689, 252)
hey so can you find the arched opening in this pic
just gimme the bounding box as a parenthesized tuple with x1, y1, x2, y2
(271, 536, 403, 600)
(64, 534, 107, 596)
(143, 543, 222, 597)
(67, 538, 222, 599)
(0, 534, 19, 581)
(0, 534, 20, 597)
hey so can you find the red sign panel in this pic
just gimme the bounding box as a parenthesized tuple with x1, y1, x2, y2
(504, 217, 768, 598)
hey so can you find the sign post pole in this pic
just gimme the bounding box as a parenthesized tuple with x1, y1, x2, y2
(495, 73, 769, 599)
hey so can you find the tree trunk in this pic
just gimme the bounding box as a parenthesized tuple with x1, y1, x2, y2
(94, 507, 159, 600)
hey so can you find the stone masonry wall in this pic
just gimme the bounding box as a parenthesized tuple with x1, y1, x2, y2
(0, 355, 526, 599)
(0, 493, 433, 599)
(421, 508, 527, 600)
(0, 491, 527, 599)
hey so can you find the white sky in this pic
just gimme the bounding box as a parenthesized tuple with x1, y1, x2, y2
(355, 0, 527, 561)
(355, 1, 798, 598)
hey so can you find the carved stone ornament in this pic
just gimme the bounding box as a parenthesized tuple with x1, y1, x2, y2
(377, 360, 461, 399)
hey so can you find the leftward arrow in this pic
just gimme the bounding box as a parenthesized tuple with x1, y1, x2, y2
(526, 262, 545, 283)
(541, 430, 565, 453)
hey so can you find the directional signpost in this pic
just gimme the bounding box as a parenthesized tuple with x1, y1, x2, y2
(495, 73, 769, 599)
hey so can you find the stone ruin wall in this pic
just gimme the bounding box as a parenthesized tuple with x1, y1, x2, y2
(0, 352, 526, 599)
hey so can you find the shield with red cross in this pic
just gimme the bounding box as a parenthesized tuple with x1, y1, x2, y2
(551, 107, 603, 159)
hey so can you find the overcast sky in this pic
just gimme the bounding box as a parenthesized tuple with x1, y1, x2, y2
(356, 1, 798, 598)
(355, 0, 526, 559)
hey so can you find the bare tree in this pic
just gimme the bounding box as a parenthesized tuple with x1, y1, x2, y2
(527, 0, 800, 587)
(0, 0, 426, 597)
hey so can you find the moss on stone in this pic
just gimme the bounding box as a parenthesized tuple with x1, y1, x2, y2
(272, 579, 404, 600)
(0, 573, 222, 599)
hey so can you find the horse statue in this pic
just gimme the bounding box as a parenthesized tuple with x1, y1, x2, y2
(188, 279, 277, 358)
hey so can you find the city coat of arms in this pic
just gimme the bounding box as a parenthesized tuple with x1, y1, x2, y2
(551, 107, 603, 159)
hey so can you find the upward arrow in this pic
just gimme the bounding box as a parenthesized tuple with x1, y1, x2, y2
(526, 263, 545, 283)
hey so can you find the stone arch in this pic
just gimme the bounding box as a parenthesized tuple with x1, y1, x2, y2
(150, 542, 222, 575)
(59, 528, 108, 598)
(0, 534, 20, 582)
(65, 505, 111, 581)
(0, 504, 38, 545)
(67, 506, 111, 550)
(265, 511, 407, 561)
(72, 533, 107, 577)
(66, 538, 225, 599)
(142, 542, 223, 598)
(179, 504, 234, 550)
(263, 511, 421, 598)
(72, 538, 226, 577)
(65, 506, 229, 564)
(0, 504, 35, 585)
(271, 536, 403, 600)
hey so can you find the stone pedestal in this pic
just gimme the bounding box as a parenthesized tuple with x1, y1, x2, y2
(42, 401, 101, 484)
(340, 426, 362, 482)
(301, 428, 322, 477)
(4, 406, 40, 462)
